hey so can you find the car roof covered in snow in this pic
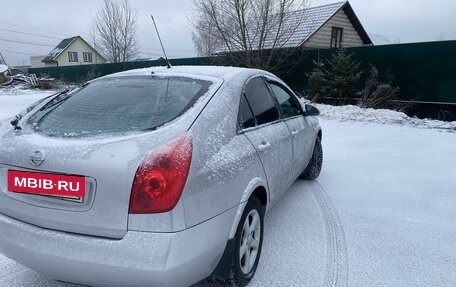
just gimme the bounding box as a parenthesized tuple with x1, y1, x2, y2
(103, 65, 276, 82)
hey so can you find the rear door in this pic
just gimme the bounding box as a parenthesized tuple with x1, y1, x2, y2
(267, 80, 314, 180)
(239, 77, 293, 204)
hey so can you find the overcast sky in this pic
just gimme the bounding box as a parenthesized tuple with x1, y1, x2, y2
(1, 0, 455, 66)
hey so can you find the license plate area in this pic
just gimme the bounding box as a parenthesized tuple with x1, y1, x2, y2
(44, 194, 84, 203)
(7, 170, 86, 199)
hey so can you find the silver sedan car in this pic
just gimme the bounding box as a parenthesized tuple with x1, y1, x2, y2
(0, 66, 322, 287)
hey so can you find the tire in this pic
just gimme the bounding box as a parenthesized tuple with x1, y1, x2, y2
(300, 136, 323, 180)
(227, 196, 264, 287)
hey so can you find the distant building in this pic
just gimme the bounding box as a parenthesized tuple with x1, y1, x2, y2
(30, 56, 46, 68)
(42, 36, 106, 67)
(278, 1, 372, 49)
(217, 0, 372, 54)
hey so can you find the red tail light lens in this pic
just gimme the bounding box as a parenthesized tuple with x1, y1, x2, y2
(129, 133, 192, 214)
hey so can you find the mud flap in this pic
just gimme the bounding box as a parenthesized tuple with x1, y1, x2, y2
(210, 238, 236, 280)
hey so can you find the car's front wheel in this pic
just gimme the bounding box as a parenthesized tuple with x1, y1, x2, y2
(229, 196, 264, 287)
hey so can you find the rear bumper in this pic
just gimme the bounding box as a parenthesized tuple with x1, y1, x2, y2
(0, 208, 237, 287)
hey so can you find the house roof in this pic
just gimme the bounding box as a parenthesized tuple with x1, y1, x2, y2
(271, 1, 372, 48)
(42, 36, 105, 63)
(42, 36, 79, 62)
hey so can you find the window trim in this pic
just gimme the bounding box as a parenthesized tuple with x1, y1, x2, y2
(83, 52, 93, 63)
(237, 75, 283, 133)
(265, 79, 304, 120)
(262, 77, 284, 120)
(68, 52, 78, 62)
(330, 26, 343, 48)
(237, 92, 257, 131)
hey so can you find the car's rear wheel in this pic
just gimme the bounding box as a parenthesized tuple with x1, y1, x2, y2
(300, 136, 323, 180)
(229, 196, 264, 287)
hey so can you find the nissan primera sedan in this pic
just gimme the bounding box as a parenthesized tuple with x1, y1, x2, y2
(0, 66, 322, 287)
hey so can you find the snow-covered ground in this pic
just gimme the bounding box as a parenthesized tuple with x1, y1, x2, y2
(0, 89, 455, 287)
(0, 85, 55, 123)
(315, 103, 456, 131)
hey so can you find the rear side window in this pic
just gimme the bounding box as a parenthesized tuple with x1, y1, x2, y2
(244, 77, 280, 125)
(29, 76, 211, 137)
(268, 82, 302, 118)
(238, 94, 256, 129)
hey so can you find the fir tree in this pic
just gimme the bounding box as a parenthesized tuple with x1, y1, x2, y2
(326, 47, 362, 105)
(307, 58, 327, 102)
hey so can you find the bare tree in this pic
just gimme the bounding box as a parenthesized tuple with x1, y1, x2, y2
(92, 0, 139, 63)
(192, 18, 222, 57)
(191, 0, 308, 69)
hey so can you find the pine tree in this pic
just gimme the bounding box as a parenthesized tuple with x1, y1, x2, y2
(327, 47, 362, 105)
(307, 58, 327, 102)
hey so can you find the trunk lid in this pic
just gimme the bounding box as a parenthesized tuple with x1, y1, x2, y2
(0, 125, 188, 239)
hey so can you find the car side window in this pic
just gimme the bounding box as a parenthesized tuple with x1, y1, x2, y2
(238, 94, 256, 129)
(244, 77, 280, 125)
(268, 82, 302, 119)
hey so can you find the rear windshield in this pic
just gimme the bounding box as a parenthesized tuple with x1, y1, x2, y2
(29, 76, 212, 137)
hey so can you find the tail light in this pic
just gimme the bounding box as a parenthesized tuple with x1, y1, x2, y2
(129, 133, 192, 214)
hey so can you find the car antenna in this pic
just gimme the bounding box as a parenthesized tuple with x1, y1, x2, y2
(151, 15, 171, 69)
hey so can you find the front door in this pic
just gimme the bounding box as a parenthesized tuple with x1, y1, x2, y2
(266, 81, 314, 181)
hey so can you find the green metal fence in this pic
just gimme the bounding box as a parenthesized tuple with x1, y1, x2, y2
(29, 40, 456, 120)
(284, 40, 456, 104)
(278, 40, 456, 121)
(28, 57, 215, 82)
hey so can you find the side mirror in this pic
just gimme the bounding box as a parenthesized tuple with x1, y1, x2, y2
(10, 115, 21, 127)
(305, 104, 320, 116)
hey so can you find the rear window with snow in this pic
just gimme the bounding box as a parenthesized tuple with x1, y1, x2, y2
(29, 76, 211, 137)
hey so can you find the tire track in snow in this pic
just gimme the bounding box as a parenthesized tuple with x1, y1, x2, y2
(312, 181, 348, 287)
(0, 257, 23, 278)
(197, 180, 348, 287)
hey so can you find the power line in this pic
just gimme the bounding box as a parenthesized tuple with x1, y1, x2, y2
(0, 37, 56, 47)
(0, 20, 69, 37)
(141, 45, 195, 53)
(0, 28, 63, 40)
(0, 49, 36, 56)
(138, 51, 164, 58)
(141, 47, 195, 56)
(139, 50, 196, 59)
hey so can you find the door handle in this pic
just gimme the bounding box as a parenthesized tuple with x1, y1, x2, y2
(291, 130, 300, 137)
(258, 142, 271, 152)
